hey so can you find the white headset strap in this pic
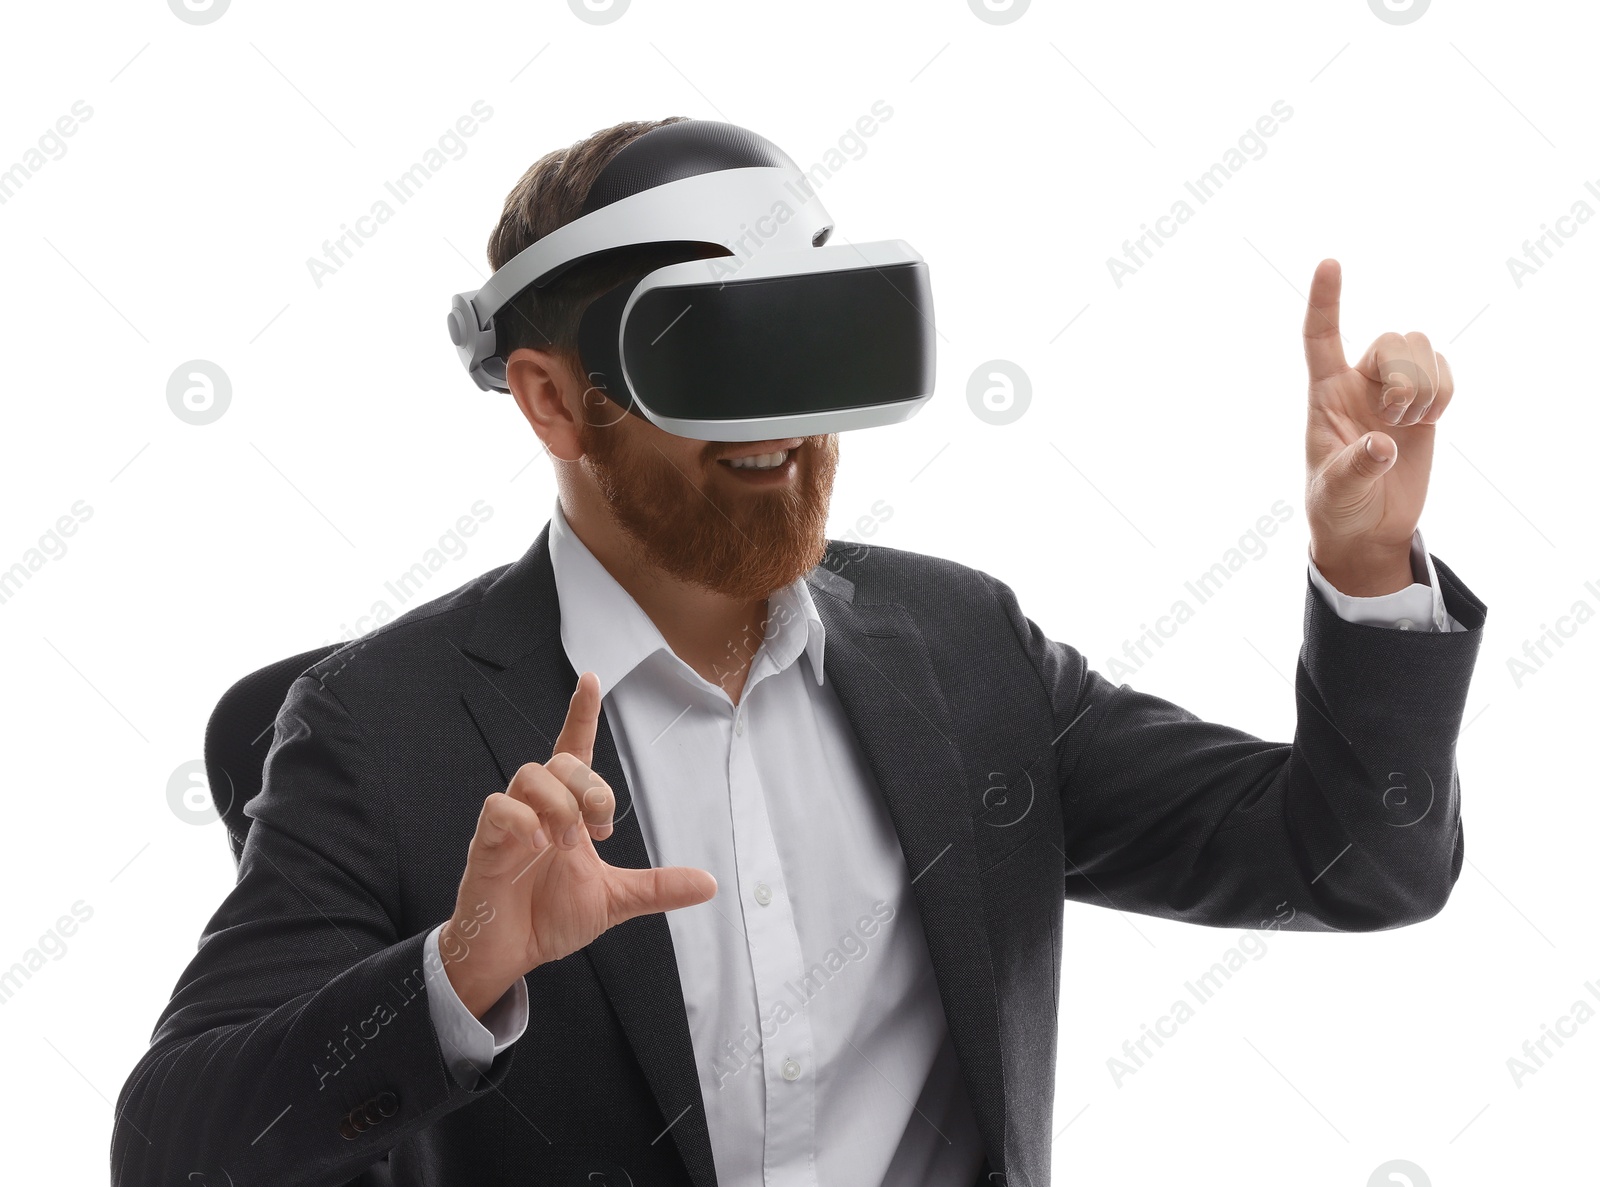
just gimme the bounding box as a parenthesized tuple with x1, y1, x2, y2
(468, 166, 834, 328)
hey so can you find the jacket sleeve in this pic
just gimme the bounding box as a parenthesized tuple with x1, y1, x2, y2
(984, 555, 1487, 932)
(111, 672, 515, 1187)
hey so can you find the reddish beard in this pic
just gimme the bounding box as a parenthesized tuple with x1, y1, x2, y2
(575, 411, 839, 601)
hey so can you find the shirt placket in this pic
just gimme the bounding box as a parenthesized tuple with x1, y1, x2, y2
(724, 664, 819, 1187)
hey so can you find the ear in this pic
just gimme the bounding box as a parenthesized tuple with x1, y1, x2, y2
(506, 347, 585, 462)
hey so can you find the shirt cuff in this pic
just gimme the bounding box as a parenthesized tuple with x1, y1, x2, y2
(1307, 528, 1461, 633)
(423, 921, 529, 1087)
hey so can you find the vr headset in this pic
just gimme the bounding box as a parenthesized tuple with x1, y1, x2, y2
(446, 119, 936, 442)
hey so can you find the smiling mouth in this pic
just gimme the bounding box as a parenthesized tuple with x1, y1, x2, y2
(721, 448, 793, 471)
(714, 437, 806, 476)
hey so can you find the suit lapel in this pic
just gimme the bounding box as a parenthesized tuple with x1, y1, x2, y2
(806, 562, 1009, 1173)
(456, 529, 1007, 1183)
(457, 526, 719, 1187)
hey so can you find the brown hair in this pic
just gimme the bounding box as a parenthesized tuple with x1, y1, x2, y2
(484, 117, 727, 374)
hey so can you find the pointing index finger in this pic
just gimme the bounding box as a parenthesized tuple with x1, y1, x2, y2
(553, 670, 601, 768)
(1302, 258, 1348, 382)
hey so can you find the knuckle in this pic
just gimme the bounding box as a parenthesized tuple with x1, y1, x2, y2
(512, 762, 561, 802)
(506, 765, 543, 799)
(475, 794, 512, 841)
(544, 790, 581, 824)
(580, 780, 615, 817)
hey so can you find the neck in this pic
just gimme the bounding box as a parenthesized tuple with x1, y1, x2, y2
(560, 492, 769, 704)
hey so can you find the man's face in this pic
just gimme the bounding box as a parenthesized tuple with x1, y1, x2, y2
(574, 393, 839, 602)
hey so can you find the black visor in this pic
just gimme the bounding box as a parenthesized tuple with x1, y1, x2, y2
(578, 245, 936, 440)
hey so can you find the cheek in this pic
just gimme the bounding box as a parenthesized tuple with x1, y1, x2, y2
(677, 441, 712, 469)
(583, 414, 643, 464)
(625, 415, 694, 461)
(661, 440, 709, 480)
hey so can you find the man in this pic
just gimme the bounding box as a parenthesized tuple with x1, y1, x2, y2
(113, 117, 1485, 1187)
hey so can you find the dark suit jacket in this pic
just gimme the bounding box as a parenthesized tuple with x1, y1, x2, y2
(112, 524, 1486, 1187)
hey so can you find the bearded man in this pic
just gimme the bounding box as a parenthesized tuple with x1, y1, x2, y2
(113, 117, 1486, 1187)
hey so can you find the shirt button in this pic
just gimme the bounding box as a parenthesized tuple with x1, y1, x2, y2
(781, 1057, 801, 1081)
(734, 714, 745, 736)
(754, 882, 772, 906)
(1395, 618, 1414, 631)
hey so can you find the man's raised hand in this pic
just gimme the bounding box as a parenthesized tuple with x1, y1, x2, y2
(440, 671, 717, 1018)
(1301, 258, 1455, 596)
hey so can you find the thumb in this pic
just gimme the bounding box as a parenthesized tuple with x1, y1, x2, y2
(1323, 431, 1397, 500)
(605, 865, 717, 926)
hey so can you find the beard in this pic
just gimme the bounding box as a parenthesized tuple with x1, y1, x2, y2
(575, 409, 839, 602)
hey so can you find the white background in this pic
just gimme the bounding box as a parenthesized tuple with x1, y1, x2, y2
(0, 1, 1593, 1183)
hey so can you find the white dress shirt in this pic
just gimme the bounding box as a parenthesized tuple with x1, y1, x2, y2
(422, 507, 1462, 1184)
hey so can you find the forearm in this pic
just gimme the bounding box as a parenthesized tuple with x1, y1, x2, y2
(1277, 553, 1484, 925)
(1068, 555, 1484, 931)
(993, 555, 1486, 933)
(113, 930, 505, 1186)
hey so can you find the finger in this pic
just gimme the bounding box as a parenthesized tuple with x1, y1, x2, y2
(505, 761, 586, 851)
(474, 791, 545, 853)
(1303, 258, 1348, 382)
(1420, 353, 1454, 424)
(1396, 331, 1440, 425)
(1355, 332, 1426, 424)
(544, 751, 617, 840)
(1317, 431, 1398, 505)
(604, 864, 717, 926)
(552, 671, 601, 768)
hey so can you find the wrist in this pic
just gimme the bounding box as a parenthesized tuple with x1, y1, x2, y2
(1309, 537, 1415, 597)
(439, 919, 514, 1020)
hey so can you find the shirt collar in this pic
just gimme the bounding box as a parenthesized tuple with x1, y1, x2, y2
(547, 499, 826, 698)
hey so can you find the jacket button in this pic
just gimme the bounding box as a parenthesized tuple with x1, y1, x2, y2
(339, 1118, 360, 1141)
(376, 1092, 399, 1118)
(362, 1099, 384, 1126)
(349, 1111, 371, 1133)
